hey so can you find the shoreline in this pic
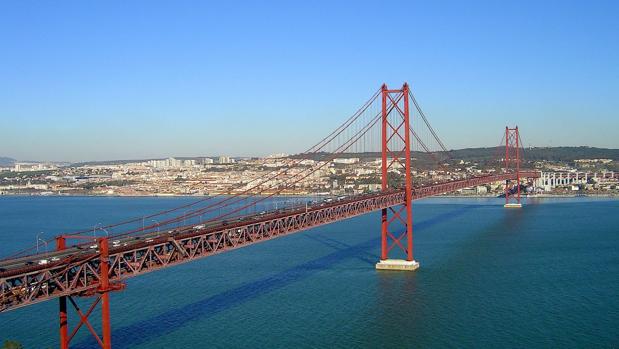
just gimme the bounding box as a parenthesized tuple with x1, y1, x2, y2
(0, 193, 617, 199)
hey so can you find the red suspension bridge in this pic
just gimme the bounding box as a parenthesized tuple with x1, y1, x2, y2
(0, 83, 539, 349)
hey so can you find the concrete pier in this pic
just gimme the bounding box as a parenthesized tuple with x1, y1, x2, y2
(376, 259, 420, 271)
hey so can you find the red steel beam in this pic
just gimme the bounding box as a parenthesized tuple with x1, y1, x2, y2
(57, 236, 68, 349)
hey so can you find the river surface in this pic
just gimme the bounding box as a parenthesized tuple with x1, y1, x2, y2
(0, 196, 618, 348)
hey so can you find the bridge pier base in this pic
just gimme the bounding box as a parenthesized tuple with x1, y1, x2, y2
(375, 259, 419, 271)
(504, 203, 522, 208)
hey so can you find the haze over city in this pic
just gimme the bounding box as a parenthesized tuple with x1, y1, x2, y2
(1, 1, 618, 162)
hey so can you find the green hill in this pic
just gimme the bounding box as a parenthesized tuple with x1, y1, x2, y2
(0, 157, 16, 166)
(447, 146, 619, 162)
(290, 146, 619, 163)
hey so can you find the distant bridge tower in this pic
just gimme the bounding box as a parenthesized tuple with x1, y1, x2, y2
(504, 126, 522, 208)
(375, 83, 419, 271)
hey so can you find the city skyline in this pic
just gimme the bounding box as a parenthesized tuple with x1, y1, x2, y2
(1, 1, 618, 162)
(4, 144, 619, 165)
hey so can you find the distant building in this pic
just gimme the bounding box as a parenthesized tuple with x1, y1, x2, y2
(11, 163, 56, 172)
(359, 183, 381, 191)
(300, 159, 316, 166)
(574, 159, 612, 164)
(333, 158, 359, 164)
(168, 157, 182, 168)
(148, 159, 168, 168)
(266, 153, 288, 159)
(148, 157, 196, 168)
(218, 156, 233, 164)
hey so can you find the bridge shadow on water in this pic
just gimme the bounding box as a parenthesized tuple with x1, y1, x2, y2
(74, 204, 482, 349)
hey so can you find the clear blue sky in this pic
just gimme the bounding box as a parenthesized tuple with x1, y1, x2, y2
(1, 0, 618, 162)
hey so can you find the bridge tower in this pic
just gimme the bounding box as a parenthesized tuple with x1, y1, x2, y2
(504, 126, 522, 208)
(375, 83, 419, 271)
(56, 236, 123, 349)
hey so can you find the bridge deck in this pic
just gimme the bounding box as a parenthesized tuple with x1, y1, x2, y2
(0, 172, 538, 312)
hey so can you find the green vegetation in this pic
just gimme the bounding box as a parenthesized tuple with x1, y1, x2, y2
(0, 170, 53, 179)
(290, 147, 619, 162)
(1, 340, 24, 349)
(203, 166, 233, 172)
(447, 146, 619, 162)
(80, 180, 137, 190)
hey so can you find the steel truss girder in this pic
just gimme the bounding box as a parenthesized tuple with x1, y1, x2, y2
(0, 172, 539, 313)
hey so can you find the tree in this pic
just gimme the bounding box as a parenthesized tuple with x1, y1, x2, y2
(1, 340, 24, 349)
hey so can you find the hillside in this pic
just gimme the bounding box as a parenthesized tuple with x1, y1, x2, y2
(448, 146, 619, 162)
(19, 147, 619, 168)
(290, 147, 619, 163)
(0, 157, 16, 166)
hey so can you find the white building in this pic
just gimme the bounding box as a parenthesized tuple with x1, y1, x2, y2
(148, 157, 196, 168)
(218, 156, 234, 164)
(333, 158, 360, 164)
(149, 159, 168, 168)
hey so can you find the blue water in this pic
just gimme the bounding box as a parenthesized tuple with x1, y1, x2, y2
(1, 196, 618, 348)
